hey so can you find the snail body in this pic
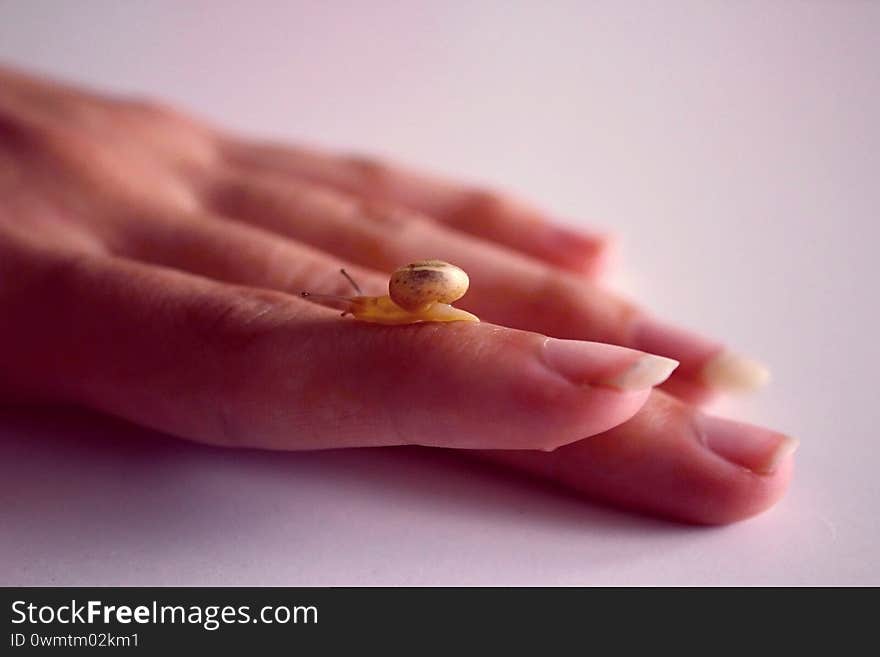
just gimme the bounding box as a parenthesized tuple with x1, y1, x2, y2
(301, 260, 479, 325)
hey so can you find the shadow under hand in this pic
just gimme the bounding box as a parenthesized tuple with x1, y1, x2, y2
(0, 405, 695, 585)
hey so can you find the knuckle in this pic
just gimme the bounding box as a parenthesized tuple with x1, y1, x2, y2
(520, 270, 583, 329)
(343, 154, 393, 193)
(456, 188, 511, 224)
(115, 95, 222, 172)
(243, 238, 370, 297)
(192, 288, 290, 349)
(0, 104, 78, 160)
(523, 268, 637, 343)
(356, 198, 431, 230)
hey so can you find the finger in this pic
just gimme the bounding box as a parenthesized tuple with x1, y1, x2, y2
(474, 391, 798, 525)
(205, 175, 768, 402)
(221, 140, 612, 276)
(107, 202, 388, 298)
(5, 225, 674, 451)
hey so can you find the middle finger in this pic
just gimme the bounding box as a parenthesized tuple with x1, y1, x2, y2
(204, 171, 768, 403)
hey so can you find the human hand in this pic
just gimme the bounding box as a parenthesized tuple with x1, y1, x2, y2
(0, 66, 795, 523)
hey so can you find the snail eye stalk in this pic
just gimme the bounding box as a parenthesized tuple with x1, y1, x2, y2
(339, 268, 363, 295)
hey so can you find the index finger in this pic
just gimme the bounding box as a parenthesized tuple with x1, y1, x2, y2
(1, 231, 674, 452)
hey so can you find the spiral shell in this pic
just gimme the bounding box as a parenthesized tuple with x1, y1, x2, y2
(388, 260, 470, 311)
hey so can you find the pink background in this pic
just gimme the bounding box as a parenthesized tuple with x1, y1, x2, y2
(1, 1, 877, 585)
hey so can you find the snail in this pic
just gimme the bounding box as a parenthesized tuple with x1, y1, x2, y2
(301, 260, 479, 324)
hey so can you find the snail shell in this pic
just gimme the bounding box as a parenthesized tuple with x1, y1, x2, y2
(388, 260, 470, 311)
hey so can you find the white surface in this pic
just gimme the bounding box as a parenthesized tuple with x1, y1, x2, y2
(1, 1, 877, 585)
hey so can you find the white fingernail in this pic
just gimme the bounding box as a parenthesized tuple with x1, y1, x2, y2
(759, 434, 800, 475)
(599, 354, 679, 391)
(702, 351, 771, 393)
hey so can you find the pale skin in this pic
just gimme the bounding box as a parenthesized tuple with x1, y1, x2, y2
(0, 66, 795, 524)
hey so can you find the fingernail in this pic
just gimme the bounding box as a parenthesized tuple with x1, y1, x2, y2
(542, 338, 678, 390)
(631, 318, 721, 366)
(698, 414, 798, 475)
(701, 351, 771, 393)
(598, 354, 680, 391)
(539, 226, 612, 274)
(631, 318, 771, 394)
